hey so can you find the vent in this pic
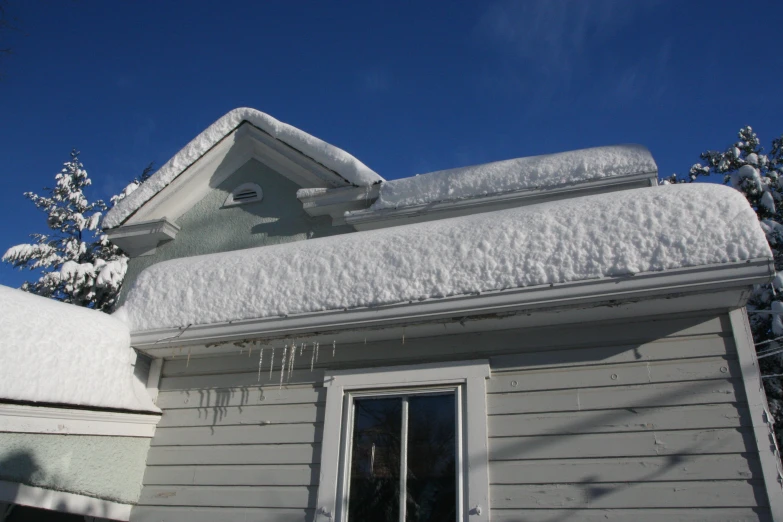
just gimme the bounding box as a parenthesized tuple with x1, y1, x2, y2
(224, 183, 263, 207)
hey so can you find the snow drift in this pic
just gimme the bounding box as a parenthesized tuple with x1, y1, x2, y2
(369, 144, 656, 211)
(0, 285, 159, 412)
(119, 183, 770, 333)
(104, 107, 384, 229)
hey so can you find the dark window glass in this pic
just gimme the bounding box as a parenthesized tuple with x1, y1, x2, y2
(406, 394, 457, 522)
(348, 397, 402, 522)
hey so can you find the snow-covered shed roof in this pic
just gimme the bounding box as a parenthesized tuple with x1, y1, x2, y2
(104, 108, 384, 229)
(118, 183, 770, 334)
(369, 144, 657, 211)
(0, 286, 159, 412)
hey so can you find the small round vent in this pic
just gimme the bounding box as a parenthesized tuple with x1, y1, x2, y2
(224, 183, 263, 207)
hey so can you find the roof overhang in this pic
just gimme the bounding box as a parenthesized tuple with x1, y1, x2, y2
(345, 171, 657, 230)
(130, 258, 772, 358)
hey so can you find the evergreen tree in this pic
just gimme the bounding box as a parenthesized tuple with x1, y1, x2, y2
(668, 127, 783, 447)
(2, 150, 144, 312)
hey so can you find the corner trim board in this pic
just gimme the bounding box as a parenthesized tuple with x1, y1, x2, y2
(0, 481, 132, 521)
(728, 307, 783, 519)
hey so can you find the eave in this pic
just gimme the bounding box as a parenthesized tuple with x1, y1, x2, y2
(130, 258, 773, 357)
(345, 171, 658, 230)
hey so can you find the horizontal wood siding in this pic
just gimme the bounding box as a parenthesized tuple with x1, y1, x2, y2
(131, 312, 770, 521)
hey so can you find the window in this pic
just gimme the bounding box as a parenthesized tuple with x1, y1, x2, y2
(316, 361, 490, 522)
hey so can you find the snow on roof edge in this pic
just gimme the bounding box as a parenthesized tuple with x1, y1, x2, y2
(0, 286, 160, 413)
(119, 183, 770, 334)
(104, 108, 384, 229)
(370, 144, 657, 211)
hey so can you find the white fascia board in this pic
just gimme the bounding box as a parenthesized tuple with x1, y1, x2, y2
(0, 403, 160, 437)
(345, 172, 657, 230)
(0, 480, 133, 521)
(104, 218, 180, 258)
(298, 185, 380, 225)
(129, 258, 773, 353)
(728, 308, 783, 519)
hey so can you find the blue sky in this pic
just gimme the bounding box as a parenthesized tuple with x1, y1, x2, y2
(1, 0, 781, 288)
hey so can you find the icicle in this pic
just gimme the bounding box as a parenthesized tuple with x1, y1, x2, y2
(364, 337, 367, 344)
(402, 327, 405, 345)
(332, 340, 336, 357)
(288, 344, 296, 380)
(257, 347, 264, 383)
(269, 347, 275, 379)
(299, 342, 304, 356)
(310, 343, 316, 372)
(248, 344, 252, 357)
(315, 342, 320, 362)
(186, 346, 192, 367)
(279, 346, 288, 389)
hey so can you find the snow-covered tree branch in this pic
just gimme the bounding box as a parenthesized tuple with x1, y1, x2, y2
(668, 126, 783, 449)
(2, 150, 150, 312)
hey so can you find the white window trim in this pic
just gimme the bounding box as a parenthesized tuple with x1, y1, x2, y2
(316, 360, 490, 522)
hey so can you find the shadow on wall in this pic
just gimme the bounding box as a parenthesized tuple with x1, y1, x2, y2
(0, 451, 112, 521)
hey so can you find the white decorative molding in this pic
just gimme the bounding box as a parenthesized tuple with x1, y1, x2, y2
(146, 359, 163, 405)
(104, 218, 180, 258)
(729, 308, 783, 520)
(345, 172, 657, 231)
(298, 185, 380, 225)
(0, 480, 132, 521)
(130, 258, 772, 353)
(316, 361, 490, 522)
(0, 403, 160, 437)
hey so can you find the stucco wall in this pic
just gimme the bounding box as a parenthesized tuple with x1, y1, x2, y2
(0, 432, 151, 504)
(121, 158, 352, 298)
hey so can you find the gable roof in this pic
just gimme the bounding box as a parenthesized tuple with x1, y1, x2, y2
(117, 183, 770, 335)
(104, 108, 384, 229)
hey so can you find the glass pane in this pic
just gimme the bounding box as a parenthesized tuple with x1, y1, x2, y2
(406, 393, 457, 522)
(348, 397, 402, 522)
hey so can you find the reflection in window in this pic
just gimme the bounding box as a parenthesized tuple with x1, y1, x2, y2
(347, 393, 457, 522)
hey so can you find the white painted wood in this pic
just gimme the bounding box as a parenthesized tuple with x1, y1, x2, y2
(315, 360, 490, 522)
(150, 422, 321, 446)
(142, 464, 317, 486)
(488, 379, 742, 415)
(0, 480, 133, 521)
(489, 428, 754, 460)
(137, 485, 315, 508)
(465, 375, 490, 522)
(490, 454, 760, 484)
(490, 480, 765, 509)
(146, 358, 163, 404)
(105, 218, 180, 258)
(0, 403, 160, 437)
(146, 443, 320, 466)
(729, 307, 783, 519)
(489, 403, 751, 436)
(490, 508, 771, 522)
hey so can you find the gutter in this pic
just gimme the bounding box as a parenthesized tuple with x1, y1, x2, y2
(130, 258, 773, 351)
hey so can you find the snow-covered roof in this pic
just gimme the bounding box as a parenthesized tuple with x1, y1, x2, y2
(104, 108, 384, 229)
(118, 183, 770, 333)
(369, 144, 656, 211)
(0, 286, 159, 412)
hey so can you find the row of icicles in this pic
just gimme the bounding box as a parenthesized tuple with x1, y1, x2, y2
(236, 340, 338, 389)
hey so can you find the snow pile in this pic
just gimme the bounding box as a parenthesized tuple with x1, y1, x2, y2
(104, 108, 384, 229)
(370, 144, 656, 210)
(0, 286, 159, 412)
(119, 184, 769, 333)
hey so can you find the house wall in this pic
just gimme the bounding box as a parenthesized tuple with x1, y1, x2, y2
(0, 432, 151, 505)
(130, 311, 771, 522)
(121, 159, 353, 298)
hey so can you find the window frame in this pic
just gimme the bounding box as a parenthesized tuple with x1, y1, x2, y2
(316, 360, 490, 522)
